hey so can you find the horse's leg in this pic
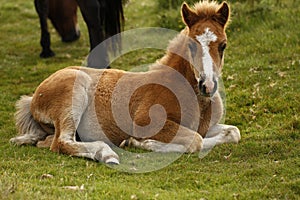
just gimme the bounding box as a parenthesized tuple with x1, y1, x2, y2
(76, 0, 109, 68)
(34, 0, 55, 58)
(76, 0, 104, 49)
(121, 120, 203, 153)
(120, 138, 187, 153)
(201, 124, 241, 151)
(47, 77, 119, 164)
(36, 135, 54, 148)
(51, 117, 119, 164)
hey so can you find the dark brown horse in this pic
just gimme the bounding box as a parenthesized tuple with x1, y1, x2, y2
(35, 0, 124, 63)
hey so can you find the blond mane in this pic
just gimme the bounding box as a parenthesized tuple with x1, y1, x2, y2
(193, 1, 231, 24)
(156, 30, 189, 70)
(194, 1, 219, 14)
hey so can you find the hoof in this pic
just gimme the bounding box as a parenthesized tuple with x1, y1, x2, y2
(9, 136, 36, 146)
(225, 126, 241, 144)
(40, 50, 55, 58)
(119, 137, 138, 148)
(9, 137, 17, 145)
(105, 157, 120, 165)
(119, 139, 131, 148)
(94, 150, 120, 165)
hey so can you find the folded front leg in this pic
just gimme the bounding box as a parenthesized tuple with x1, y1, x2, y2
(202, 124, 241, 151)
(120, 121, 203, 153)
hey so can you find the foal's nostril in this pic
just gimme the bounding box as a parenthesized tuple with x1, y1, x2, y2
(198, 79, 207, 96)
(198, 78, 218, 97)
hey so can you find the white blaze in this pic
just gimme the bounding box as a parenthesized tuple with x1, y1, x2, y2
(196, 28, 217, 91)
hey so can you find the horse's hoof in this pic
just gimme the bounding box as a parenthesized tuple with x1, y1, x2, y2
(9, 137, 17, 145)
(119, 139, 130, 148)
(40, 50, 55, 58)
(119, 137, 135, 148)
(94, 150, 120, 165)
(105, 157, 120, 165)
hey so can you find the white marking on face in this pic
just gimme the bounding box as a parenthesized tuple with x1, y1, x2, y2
(196, 28, 217, 90)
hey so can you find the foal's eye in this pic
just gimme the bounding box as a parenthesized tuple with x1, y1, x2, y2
(218, 43, 227, 57)
(219, 43, 226, 52)
(219, 43, 227, 52)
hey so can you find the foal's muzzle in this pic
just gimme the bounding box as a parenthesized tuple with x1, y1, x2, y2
(199, 77, 218, 97)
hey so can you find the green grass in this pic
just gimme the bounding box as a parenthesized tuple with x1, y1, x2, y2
(0, 0, 299, 199)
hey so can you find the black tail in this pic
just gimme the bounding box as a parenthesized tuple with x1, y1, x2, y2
(100, 0, 124, 53)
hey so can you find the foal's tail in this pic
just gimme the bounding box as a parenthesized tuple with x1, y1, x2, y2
(14, 96, 45, 137)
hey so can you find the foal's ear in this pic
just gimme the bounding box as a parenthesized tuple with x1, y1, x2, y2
(181, 2, 199, 27)
(215, 2, 230, 27)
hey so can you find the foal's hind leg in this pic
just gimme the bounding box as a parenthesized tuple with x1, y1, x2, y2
(52, 120, 119, 164)
(36, 135, 54, 148)
(49, 83, 119, 164)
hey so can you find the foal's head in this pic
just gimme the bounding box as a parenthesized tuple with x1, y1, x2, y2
(182, 1, 230, 97)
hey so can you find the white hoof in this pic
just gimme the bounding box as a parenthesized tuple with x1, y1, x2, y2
(105, 157, 120, 165)
(226, 126, 241, 143)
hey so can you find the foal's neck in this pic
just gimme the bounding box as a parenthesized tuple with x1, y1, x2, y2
(159, 46, 198, 91)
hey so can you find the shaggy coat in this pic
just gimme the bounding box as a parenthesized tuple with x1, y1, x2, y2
(11, 1, 241, 164)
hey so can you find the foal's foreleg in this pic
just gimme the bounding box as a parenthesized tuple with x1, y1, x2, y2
(202, 124, 241, 151)
(121, 121, 203, 153)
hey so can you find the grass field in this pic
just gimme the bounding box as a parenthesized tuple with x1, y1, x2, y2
(0, 0, 299, 199)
